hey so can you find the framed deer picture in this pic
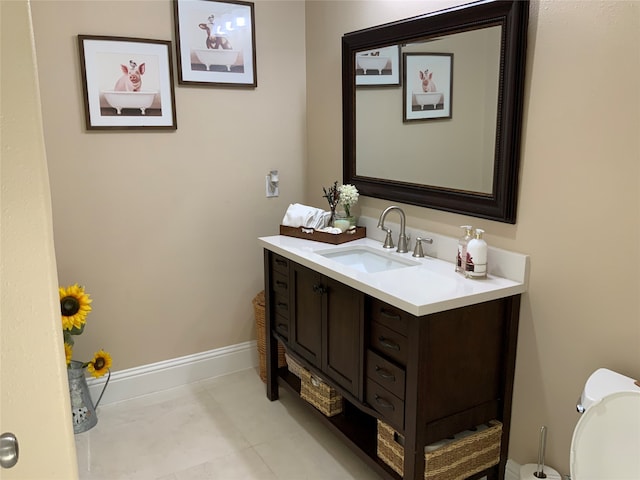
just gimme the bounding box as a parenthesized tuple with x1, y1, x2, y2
(403, 52, 453, 122)
(174, 0, 257, 87)
(78, 35, 177, 130)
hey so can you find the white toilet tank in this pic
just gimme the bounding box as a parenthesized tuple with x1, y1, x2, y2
(570, 368, 640, 480)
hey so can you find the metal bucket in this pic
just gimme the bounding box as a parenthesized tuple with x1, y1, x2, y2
(67, 360, 109, 434)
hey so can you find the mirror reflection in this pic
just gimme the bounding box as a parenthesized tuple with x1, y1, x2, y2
(355, 26, 501, 194)
(342, 0, 529, 223)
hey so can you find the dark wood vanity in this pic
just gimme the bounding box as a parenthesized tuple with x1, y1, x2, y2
(264, 248, 521, 480)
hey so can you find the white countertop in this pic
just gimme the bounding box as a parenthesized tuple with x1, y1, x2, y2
(259, 233, 529, 317)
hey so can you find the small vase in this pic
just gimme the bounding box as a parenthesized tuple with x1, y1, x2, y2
(334, 213, 356, 232)
(67, 360, 110, 434)
(336, 212, 357, 227)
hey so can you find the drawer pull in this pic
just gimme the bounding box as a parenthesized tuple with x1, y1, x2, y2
(380, 308, 401, 321)
(275, 280, 288, 290)
(275, 258, 287, 266)
(276, 302, 288, 310)
(374, 394, 395, 411)
(378, 336, 400, 351)
(375, 366, 395, 381)
(277, 322, 288, 330)
(312, 284, 327, 295)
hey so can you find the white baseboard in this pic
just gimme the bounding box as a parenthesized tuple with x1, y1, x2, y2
(86, 340, 259, 406)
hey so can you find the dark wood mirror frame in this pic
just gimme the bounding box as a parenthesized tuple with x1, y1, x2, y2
(342, 0, 528, 224)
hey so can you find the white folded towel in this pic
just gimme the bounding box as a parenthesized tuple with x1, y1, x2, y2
(282, 203, 329, 229)
(317, 226, 342, 234)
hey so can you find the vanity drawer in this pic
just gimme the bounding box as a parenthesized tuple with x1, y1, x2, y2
(271, 253, 290, 275)
(273, 292, 290, 319)
(366, 379, 404, 431)
(273, 271, 289, 296)
(369, 298, 409, 336)
(366, 350, 405, 400)
(274, 313, 289, 338)
(370, 322, 408, 366)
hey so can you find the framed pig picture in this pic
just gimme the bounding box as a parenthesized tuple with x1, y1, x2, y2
(403, 52, 453, 122)
(174, 0, 257, 87)
(78, 35, 177, 130)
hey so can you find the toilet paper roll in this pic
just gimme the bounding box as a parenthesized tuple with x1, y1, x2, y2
(519, 463, 562, 480)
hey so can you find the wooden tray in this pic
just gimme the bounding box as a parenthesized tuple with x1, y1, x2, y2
(279, 225, 366, 245)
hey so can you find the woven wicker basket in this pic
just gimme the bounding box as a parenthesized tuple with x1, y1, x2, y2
(377, 419, 502, 480)
(253, 290, 286, 382)
(377, 420, 405, 477)
(284, 353, 305, 378)
(299, 368, 343, 417)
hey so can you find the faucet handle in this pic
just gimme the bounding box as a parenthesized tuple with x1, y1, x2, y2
(412, 238, 424, 257)
(379, 227, 394, 249)
(412, 237, 434, 258)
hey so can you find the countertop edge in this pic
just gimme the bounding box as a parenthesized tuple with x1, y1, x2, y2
(259, 235, 527, 316)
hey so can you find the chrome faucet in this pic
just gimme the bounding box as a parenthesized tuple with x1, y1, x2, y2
(377, 206, 409, 253)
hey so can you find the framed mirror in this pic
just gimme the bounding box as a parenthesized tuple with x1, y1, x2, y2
(342, 0, 529, 223)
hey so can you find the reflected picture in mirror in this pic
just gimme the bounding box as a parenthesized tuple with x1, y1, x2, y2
(403, 52, 453, 121)
(355, 45, 400, 86)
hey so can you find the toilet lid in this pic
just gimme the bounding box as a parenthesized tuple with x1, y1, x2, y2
(570, 391, 640, 480)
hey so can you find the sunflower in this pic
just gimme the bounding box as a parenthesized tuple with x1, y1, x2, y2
(64, 342, 73, 365)
(86, 349, 112, 378)
(60, 284, 92, 332)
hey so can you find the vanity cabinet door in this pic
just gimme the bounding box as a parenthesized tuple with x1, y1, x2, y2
(288, 262, 364, 398)
(290, 263, 323, 368)
(323, 277, 364, 398)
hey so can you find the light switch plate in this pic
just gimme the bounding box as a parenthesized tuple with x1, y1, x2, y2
(266, 176, 279, 197)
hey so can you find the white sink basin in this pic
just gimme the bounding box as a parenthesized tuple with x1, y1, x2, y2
(317, 246, 420, 273)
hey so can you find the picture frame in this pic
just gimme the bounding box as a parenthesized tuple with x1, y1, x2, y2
(78, 35, 177, 130)
(403, 52, 453, 121)
(355, 45, 400, 87)
(174, 0, 257, 87)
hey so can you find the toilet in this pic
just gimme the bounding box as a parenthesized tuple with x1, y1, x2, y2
(570, 368, 640, 479)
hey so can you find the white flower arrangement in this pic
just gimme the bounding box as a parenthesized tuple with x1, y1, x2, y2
(338, 184, 359, 217)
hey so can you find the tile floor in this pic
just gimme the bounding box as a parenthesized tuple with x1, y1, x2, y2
(75, 367, 382, 480)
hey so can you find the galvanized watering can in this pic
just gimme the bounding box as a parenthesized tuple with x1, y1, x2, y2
(67, 360, 110, 434)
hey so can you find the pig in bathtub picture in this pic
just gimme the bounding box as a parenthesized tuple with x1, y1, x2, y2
(78, 35, 176, 130)
(174, 0, 257, 87)
(114, 60, 145, 92)
(419, 69, 437, 93)
(100, 57, 159, 117)
(403, 52, 453, 121)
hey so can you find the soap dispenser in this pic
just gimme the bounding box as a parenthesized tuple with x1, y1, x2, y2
(465, 228, 487, 279)
(456, 226, 473, 273)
